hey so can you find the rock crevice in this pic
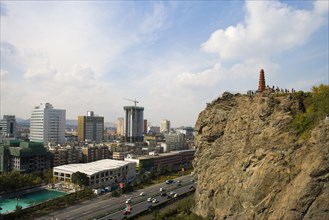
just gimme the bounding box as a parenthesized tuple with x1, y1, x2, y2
(193, 92, 329, 219)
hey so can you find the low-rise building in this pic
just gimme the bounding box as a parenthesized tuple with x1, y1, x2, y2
(0, 140, 51, 173)
(81, 145, 109, 162)
(49, 145, 81, 166)
(125, 149, 195, 172)
(112, 151, 131, 160)
(53, 159, 136, 189)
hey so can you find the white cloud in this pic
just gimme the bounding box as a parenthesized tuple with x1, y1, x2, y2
(24, 65, 57, 81)
(314, 0, 329, 15)
(175, 63, 226, 89)
(1, 2, 128, 76)
(201, 0, 328, 60)
(0, 1, 327, 127)
(0, 2, 7, 16)
(0, 69, 8, 80)
(139, 3, 168, 35)
(54, 64, 95, 85)
(229, 59, 280, 80)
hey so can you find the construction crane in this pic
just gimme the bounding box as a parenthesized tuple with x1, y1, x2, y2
(124, 98, 139, 107)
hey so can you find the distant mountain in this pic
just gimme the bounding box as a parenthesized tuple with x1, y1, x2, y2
(66, 119, 77, 126)
(16, 118, 30, 126)
(105, 122, 116, 128)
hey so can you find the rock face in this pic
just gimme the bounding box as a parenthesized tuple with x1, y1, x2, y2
(193, 92, 329, 220)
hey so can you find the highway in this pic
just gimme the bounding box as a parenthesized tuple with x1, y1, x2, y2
(100, 182, 196, 220)
(37, 175, 194, 220)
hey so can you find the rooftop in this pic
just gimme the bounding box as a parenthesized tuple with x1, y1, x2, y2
(53, 159, 133, 176)
(133, 149, 196, 160)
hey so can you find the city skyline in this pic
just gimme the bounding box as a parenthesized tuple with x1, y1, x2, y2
(1, 1, 328, 127)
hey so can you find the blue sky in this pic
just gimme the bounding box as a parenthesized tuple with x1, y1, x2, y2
(0, 0, 328, 127)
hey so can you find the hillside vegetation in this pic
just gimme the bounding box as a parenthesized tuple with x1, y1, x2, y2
(293, 84, 329, 137)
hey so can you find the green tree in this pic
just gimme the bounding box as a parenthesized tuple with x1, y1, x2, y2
(10, 171, 22, 192)
(42, 169, 53, 183)
(15, 205, 23, 218)
(33, 176, 43, 185)
(71, 171, 89, 187)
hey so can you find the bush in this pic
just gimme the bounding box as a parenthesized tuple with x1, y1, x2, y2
(111, 190, 120, 197)
(293, 84, 329, 135)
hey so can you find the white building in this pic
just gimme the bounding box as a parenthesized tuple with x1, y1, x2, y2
(175, 126, 194, 140)
(30, 103, 66, 145)
(160, 119, 170, 133)
(53, 159, 136, 189)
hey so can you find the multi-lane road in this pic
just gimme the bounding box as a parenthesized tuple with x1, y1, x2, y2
(37, 175, 195, 220)
(100, 182, 196, 220)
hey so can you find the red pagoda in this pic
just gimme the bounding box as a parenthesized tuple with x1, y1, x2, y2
(258, 69, 266, 92)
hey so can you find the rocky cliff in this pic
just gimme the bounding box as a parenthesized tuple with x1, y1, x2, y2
(193, 92, 329, 219)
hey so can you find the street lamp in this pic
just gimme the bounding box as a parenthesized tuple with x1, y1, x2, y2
(16, 197, 19, 207)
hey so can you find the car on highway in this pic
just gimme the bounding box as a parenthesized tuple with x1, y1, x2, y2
(160, 187, 165, 192)
(122, 210, 130, 215)
(165, 179, 174, 184)
(160, 192, 167, 197)
(147, 197, 153, 202)
(174, 193, 178, 198)
(140, 192, 145, 196)
(125, 198, 132, 204)
(152, 198, 158, 203)
(189, 185, 195, 190)
(170, 191, 175, 195)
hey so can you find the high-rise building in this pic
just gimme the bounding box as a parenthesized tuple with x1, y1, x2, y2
(78, 111, 104, 142)
(160, 119, 170, 133)
(117, 117, 125, 136)
(0, 115, 16, 138)
(30, 103, 66, 145)
(124, 106, 144, 143)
